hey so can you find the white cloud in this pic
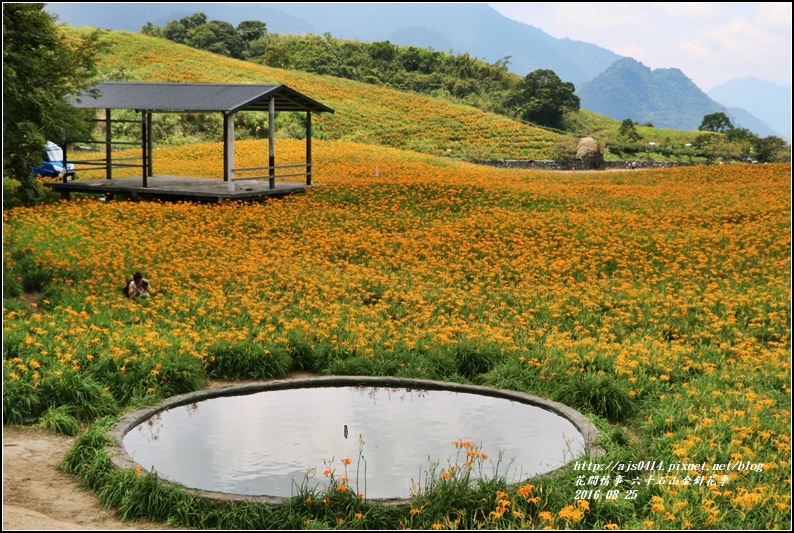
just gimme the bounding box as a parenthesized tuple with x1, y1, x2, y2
(703, 15, 787, 75)
(756, 2, 792, 29)
(676, 39, 713, 60)
(549, 3, 647, 32)
(612, 43, 651, 64)
(653, 2, 717, 21)
(543, 3, 656, 42)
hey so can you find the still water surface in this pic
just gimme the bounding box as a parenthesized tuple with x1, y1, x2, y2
(123, 386, 585, 499)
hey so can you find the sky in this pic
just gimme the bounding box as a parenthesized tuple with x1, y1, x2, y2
(488, 2, 792, 92)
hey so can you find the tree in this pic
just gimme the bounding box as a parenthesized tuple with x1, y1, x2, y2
(161, 19, 188, 44)
(725, 127, 756, 143)
(140, 21, 163, 38)
(162, 13, 206, 44)
(618, 118, 641, 142)
(187, 20, 245, 59)
(503, 69, 580, 129)
(3, 3, 102, 203)
(236, 20, 267, 43)
(725, 127, 758, 161)
(237, 20, 267, 59)
(259, 39, 291, 68)
(753, 136, 790, 163)
(699, 112, 733, 133)
(369, 41, 397, 63)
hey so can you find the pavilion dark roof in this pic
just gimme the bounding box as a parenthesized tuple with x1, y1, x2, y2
(68, 82, 334, 114)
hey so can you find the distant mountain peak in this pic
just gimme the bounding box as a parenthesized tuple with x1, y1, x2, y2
(578, 59, 726, 131)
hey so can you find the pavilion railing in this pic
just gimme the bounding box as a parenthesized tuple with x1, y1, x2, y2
(60, 112, 149, 184)
(232, 163, 312, 188)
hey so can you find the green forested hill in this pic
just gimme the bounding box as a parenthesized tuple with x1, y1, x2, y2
(577, 58, 727, 131)
(81, 27, 562, 160)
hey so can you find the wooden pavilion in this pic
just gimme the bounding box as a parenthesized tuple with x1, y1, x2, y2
(46, 82, 334, 202)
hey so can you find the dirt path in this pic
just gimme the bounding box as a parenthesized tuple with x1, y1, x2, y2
(2, 375, 316, 530)
(2, 425, 172, 530)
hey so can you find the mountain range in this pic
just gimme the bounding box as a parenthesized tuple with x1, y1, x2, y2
(707, 77, 792, 142)
(577, 58, 782, 136)
(45, 2, 791, 140)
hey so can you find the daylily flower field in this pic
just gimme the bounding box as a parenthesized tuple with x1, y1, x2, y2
(3, 138, 790, 529)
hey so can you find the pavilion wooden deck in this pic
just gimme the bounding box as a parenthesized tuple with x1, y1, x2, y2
(45, 176, 312, 203)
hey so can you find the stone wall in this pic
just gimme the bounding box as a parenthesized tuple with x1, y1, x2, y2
(473, 159, 696, 170)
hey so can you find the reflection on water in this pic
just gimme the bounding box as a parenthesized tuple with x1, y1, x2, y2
(123, 386, 585, 499)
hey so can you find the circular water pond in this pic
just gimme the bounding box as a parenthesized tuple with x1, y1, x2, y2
(111, 377, 600, 503)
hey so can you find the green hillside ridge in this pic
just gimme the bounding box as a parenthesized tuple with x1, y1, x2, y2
(75, 27, 561, 160)
(136, 17, 638, 139)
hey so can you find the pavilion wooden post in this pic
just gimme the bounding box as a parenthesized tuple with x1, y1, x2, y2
(268, 97, 276, 189)
(140, 111, 148, 187)
(147, 112, 153, 177)
(306, 111, 312, 186)
(61, 135, 69, 183)
(223, 112, 235, 191)
(105, 109, 112, 180)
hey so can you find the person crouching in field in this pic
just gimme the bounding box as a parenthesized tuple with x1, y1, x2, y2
(124, 272, 152, 299)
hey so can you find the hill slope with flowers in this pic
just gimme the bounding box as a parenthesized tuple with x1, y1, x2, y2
(72, 27, 561, 160)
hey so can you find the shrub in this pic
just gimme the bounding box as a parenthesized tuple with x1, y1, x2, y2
(556, 373, 635, 423)
(206, 341, 291, 380)
(2, 374, 41, 424)
(38, 371, 118, 421)
(38, 405, 81, 436)
(454, 340, 500, 380)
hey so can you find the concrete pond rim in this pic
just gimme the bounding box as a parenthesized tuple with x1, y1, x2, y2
(105, 375, 604, 507)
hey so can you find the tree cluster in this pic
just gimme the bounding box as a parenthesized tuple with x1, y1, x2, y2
(256, 33, 516, 113)
(141, 13, 267, 60)
(698, 112, 789, 163)
(604, 113, 789, 164)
